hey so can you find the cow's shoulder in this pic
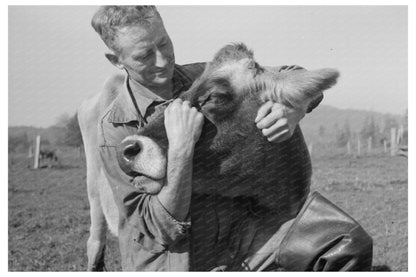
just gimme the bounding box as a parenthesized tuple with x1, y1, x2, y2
(178, 62, 206, 82)
(100, 73, 126, 109)
(78, 73, 125, 139)
(78, 73, 125, 119)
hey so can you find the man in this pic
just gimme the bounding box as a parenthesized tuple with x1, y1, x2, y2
(81, 6, 372, 271)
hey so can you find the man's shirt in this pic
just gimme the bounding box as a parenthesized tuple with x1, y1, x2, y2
(98, 63, 205, 271)
(97, 63, 322, 271)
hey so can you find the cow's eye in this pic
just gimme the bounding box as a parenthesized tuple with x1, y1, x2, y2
(197, 89, 233, 109)
(198, 88, 239, 122)
(210, 90, 233, 104)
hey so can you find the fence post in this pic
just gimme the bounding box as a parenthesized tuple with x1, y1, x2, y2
(397, 125, 404, 145)
(33, 135, 41, 169)
(367, 137, 372, 154)
(357, 139, 361, 157)
(347, 141, 351, 155)
(384, 140, 387, 154)
(391, 128, 397, 156)
(28, 146, 33, 158)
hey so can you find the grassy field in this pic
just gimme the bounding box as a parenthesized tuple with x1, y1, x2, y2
(8, 147, 407, 271)
(310, 148, 408, 271)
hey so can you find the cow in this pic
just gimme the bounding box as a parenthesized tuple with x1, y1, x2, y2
(78, 43, 339, 271)
(39, 149, 58, 162)
(38, 149, 59, 168)
(117, 43, 339, 213)
(78, 76, 123, 271)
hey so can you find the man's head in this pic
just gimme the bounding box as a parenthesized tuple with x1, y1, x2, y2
(92, 6, 175, 88)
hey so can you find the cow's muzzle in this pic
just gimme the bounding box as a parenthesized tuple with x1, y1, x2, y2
(117, 135, 167, 180)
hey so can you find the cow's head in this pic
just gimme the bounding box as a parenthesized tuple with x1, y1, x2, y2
(117, 43, 339, 201)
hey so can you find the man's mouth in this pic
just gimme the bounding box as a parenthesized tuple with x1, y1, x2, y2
(153, 68, 167, 74)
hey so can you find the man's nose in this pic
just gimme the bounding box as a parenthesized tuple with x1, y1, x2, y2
(154, 48, 169, 68)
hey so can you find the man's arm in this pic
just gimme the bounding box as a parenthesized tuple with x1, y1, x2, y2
(99, 146, 192, 246)
(157, 99, 204, 221)
(98, 99, 203, 246)
(256, 65, 324, 143)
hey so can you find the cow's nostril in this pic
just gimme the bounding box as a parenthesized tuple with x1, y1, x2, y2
(123, 142, 141, 160)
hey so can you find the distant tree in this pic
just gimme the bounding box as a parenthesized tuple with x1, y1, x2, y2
(8, 132, 29, 153)
(336, 120, 351, 147)
(343, 120, 351, 139)
(333, 123, 339, 138)
(55, 113, 71, 128)
(46, 125, 66, 146)
(41, 137, 51, 146)
(63, 113, 83, 147)
(360, 116, 379, 142)
(404, 108, 408, 126)
(382, 115, 398, 134)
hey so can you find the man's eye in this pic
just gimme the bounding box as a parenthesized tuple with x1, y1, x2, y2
(141, 53, 151, 59)
(135, 52, 151, 61)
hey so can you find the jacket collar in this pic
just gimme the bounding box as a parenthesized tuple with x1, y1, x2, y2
(107, 65, 193, 124)
(106, 74, 142, 124)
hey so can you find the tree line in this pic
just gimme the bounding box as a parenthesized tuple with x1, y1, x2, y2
(320, 110, 408, 148)
(8, 113, 83, 153)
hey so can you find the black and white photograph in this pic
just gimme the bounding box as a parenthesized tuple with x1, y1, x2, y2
(6, 3, 410, 272)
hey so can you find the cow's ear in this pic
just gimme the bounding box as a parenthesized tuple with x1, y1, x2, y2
(265, 68, 339, 111)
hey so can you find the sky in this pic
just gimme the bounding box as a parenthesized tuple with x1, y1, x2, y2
(8, 5, 408, 127)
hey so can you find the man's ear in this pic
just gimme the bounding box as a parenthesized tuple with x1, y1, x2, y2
(105, 52, 124, 70)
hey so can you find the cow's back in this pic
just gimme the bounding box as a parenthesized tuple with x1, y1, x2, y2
(78, 73, 125, 163)
(78, 73, 125, 236)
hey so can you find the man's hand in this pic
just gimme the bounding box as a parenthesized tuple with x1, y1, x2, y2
(164, 99, 204, 153)
(255, 101, 306, 143)
(159, 99, 204, 221)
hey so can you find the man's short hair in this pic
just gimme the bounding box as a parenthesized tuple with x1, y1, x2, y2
(91, 6, 161, 53)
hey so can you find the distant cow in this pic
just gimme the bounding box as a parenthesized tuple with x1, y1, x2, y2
(39, 149, 58, 162)
(118, 43, 339, 212)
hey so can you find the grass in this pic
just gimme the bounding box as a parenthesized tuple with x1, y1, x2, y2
(310, 150, 408, 271)
(8, 149, 121, 271)
(8, 147, 407, 271)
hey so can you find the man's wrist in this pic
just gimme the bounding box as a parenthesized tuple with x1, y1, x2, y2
(168, 144, 195, 160)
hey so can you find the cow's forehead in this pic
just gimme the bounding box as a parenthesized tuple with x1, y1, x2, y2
(210, 58, 255, 88)
(215, 57, 251, 70)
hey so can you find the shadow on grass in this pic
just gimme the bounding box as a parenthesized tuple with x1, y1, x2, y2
(26, 164, 80, 170)
(372, 265, 392, 271)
